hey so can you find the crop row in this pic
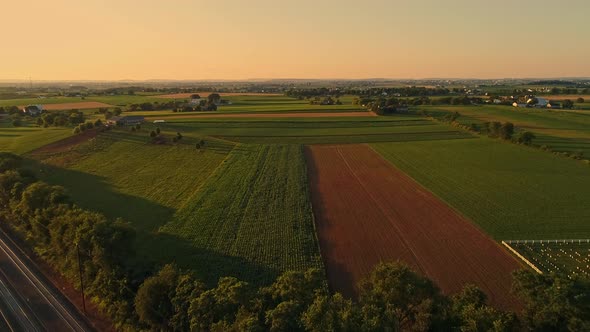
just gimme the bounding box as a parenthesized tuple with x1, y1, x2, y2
(510, 242, 590, 278)
(161, 144, 323, 285)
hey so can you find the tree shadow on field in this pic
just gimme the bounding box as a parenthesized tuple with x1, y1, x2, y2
(23, 158, 279, 287)
(137, 231, 279, 287)
(28, 160, 172, 232)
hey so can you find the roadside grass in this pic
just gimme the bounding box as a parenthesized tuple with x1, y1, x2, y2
(372, 137, 590, 240)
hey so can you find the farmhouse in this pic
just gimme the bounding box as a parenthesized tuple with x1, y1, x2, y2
(527, 97, 549, 108)
(22, 105, 43, 116)
(107, 115, 145, 126)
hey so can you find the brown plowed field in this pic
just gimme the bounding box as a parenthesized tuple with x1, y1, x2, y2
(41, 102, 113, 110)
(305, 144, 522, 310)
(144, 111, 374, 119)
(29, 129, 99, 156)
(155, 92, 283, 99)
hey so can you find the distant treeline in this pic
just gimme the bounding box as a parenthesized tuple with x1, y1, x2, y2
(286, 86, 452, 99)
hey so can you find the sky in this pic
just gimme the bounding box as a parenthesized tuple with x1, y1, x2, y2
(1, 0, 589, 80)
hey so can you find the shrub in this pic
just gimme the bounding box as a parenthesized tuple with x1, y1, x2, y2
(150, 131, 157, 138)
(518, 131, 536, 145)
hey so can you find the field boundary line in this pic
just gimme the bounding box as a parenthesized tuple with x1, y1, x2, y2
(501, 241, 543, 274)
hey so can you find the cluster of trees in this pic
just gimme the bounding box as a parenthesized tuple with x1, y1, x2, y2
(0, 106, 21, 115)
(127, 102, 182, 112)
(0, 153, 139, 327)
(308, 96, 343, 105)
(357, 97, 409, 115)
(35, 110, 85, 128)
(433, 96, 485, 105)
(485, 122, 514, 140)
(99, 107, 122, 119)
(132, 261, 590, 331)
(353, 87, 451, 97)
(73, 119, 104, 134)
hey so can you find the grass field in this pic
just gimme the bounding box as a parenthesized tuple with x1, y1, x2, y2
(0, 122, 72, 154)
(506, 240, 590, 278)
(372, 138, 590, 240)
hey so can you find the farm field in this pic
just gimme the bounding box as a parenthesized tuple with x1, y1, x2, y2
(33, 130, 322, 285)
(372, 138, 590, 240)
(151, 117, 474, 144)
(0, 122, 72, 154)
(305, 144, 522, 310)
(422, 104, 590, 155)
(40, 101, 114, 110)
(160, 144, 323, 284)
(142, 111, 372, 119)
(505, 240, 590, 278)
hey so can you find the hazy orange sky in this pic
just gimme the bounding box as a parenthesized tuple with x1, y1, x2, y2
(1, 0, 589, 80)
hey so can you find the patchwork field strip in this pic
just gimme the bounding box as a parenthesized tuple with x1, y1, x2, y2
(305, 144, 522, 310)
(143, 111, 375, 119)
(35, 102, 114, 110)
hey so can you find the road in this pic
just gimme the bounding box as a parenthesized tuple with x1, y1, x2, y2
(0, 229, 93, 331)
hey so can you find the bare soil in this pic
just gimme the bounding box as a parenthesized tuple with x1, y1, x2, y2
(305, 144, 523, 311)
(28, 129, 99, 156)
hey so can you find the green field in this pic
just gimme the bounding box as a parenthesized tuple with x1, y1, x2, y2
(149, 117, 474, 144)
(507, 240, 590, 278)
(0, 122, 72, 154)
(422, 105, 590, 156)
(160, 144, 323, 284)
(372, 138, 590, 240)
(34, 130, 322, 285)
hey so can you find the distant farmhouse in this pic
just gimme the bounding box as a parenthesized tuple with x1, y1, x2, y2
(107, 115, 145, 126)
(512, 96, 562, 109)
(22, 105, 43, 116)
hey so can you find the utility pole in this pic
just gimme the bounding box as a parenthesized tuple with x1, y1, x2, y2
(76, 244, 87, 315)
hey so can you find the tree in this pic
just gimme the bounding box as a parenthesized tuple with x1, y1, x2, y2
(576, 97, 585, 103)
(150, 131, 157, 138)
(562, 99, 574, 109)
(451, 285, 518, 331)
(486, 122, 502, 138)
(517, 131, 536, 145)
(156, 127, 161, 135)
(190, 94, 201, 100)
(499, 122, 514, 140)
(135, 264, 179, 330)
(208, 93, 221, 105)
(189, 277, 251, 331)
(512, 270, 590, 331)
(12, 119, 22, 127)
(302, 293, 360, 332)
(113, 107, 122, 116)
(358, 262, 449, 331)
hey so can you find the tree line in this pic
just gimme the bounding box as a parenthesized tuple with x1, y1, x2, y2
(0, 153, 589, 331)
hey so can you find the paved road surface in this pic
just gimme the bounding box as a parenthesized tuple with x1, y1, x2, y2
(0, 229, 93, 331)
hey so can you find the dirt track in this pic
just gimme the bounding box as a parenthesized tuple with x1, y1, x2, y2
(305, 144, 522, 310)
(155, 92, 283, 99)
(144, 112, 374, 119)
